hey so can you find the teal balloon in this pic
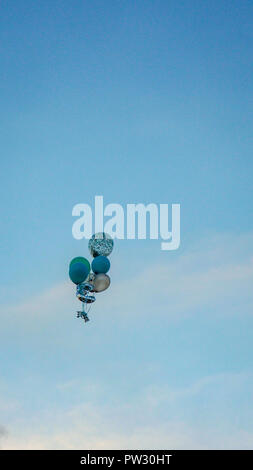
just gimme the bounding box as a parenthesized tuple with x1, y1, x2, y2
(69, 262, 90, 285)
(70, 256, 90, 272)
(91, 255, 110, 274)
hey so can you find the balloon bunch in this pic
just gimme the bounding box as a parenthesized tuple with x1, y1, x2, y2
(69, 232, 113, 323)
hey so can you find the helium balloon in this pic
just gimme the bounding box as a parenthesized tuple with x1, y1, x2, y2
(86, 272, 95, 283)
(69, 261, 90, 285)
(88, 232, 114, 257)
(93, 273, 111, 293)
(69, 233, 115, 324)
(69, 257, 90, 271)
(91, 255, 110, 274)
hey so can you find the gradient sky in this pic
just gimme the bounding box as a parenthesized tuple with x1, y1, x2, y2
(1, 0, 253, 449)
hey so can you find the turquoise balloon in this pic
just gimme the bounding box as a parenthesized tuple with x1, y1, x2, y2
(69, 262, 90, 285)
(70, 256, 90, 271)
(91, 256, 110, 274)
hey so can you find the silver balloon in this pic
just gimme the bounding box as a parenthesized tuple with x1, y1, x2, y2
(93, 273, 111, 293)
(76, 282, 96, 301)
(88, 232, 114, 257)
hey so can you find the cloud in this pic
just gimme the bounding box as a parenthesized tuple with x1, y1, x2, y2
(4, 281, 73, 320)
(4, 425, 253, 450)
(0, 425, 8, 449)
(1, 232, 253, 331)
(100, 231, 253, 322)
(0, 426, 7, 437)
(2, 371, 253, 449)
(1, 232, 253, 449)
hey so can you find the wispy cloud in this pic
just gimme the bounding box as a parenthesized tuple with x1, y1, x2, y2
(0, 425, 8, 449)
(1, 232, 253, 329)
(2, 371, 253, 449)
(1, 233, 253, 449)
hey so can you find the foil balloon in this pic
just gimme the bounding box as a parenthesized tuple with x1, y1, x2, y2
(88, 232, 114, 257)
(69, 232, 114, 324)
(93, 273, 111, 293)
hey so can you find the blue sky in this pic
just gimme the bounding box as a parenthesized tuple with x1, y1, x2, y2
(1, 0, 253, 449)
